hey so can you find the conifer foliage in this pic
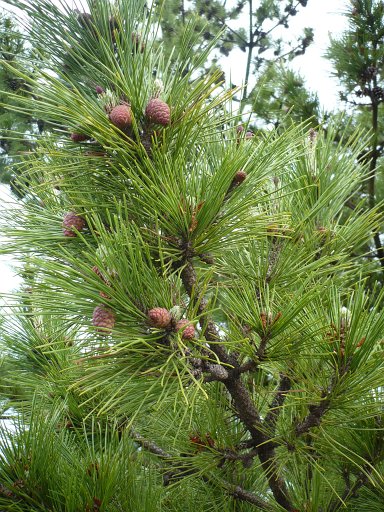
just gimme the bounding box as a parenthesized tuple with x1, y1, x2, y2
(0, 13, 36, 187)
(0, 1, 383, 511)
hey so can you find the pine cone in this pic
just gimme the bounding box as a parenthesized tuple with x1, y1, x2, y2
(232, 170, 247, 185)
(145, 98, 171, 126)
(109, 16, 120, 32)
(76, 11, 94, 29)
(92, 266, 104, 279)
(62, 212, 86, 237)
(176, 319, 195, 340)
(245, 131, 254, 140)
(132, 32, 146, 53)
(92, 266, 112, 298)
(95, 85, 105, 94)
(109, 104, 132, 130)
(148, 307, 172, 328)
(92, 305, 115, 334)
(70, 132, 88, 142)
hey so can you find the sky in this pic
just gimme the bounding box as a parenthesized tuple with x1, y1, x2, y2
(284, 0, 349, 110)
(0, 0, 350, 295)
(219, 0, 349, 111)
(0, 184, 21, 297)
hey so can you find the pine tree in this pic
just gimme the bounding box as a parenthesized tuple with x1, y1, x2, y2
(250, 63, 322, 130)
(0, 1, 383, 511)
(154, 0, 314, 116)
(327, 0, 384, 278)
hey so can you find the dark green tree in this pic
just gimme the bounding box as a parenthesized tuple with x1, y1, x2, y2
(250, 63, 322, 129)
(0, 13, 39, 189)
(0, 1, 383, 511)
(327, 0, 384, 277)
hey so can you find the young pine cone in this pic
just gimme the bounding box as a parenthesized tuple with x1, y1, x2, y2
(92, 305, 115, 335)
(147, 307, 172, 328)
(176, 319, 195, 340)
(232, 170, 247, 186)
(62, 212, 86, 237)
(70, 132, 89, 142)
(145, 98, 171, 126)
(109, 104, 132, 130)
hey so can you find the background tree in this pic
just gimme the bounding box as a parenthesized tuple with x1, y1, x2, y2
(251, 63, 322, 129)
(327, 0, 384, 278)
(0, 1, 383, 511)
(155, 0, 314, 116)
(0, 12, 41, 191)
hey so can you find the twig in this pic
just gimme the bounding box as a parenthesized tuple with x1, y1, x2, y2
(179, 258, 294, 511)
(264, 374, 291, 435)
(329, 465, 373, 511)
(295, 394, 330, 436)
(130, 428, 172, 459)
(230, 484, 272, 509)
(295, 359, 352, 437)
(129, 428, 272, 509)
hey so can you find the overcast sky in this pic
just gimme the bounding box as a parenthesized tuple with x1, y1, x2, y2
(0, 0, 350, 294)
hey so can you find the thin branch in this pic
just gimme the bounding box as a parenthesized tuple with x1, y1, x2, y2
(272, 41, 303, 63)
(264, 374, 291, 435)
(295, 358, 352, 437)
(240, 0, 254, 108)
(367, 48, 384, 271)
(179, 258, 294, 511)
(129, 428, 272, 510)
(230, 484, 272, 509)
(295, 395, 330, 436)
(259, 1, 303, 40)
(130, 428, 172, 459)
(329, 465, 373, 512)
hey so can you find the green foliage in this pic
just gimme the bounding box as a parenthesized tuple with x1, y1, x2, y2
(0, 1, 383, 511)
(0, 13, 36, 187)
(327, 0, 384, 280)
(328, 0, 384, 93)
(250, 64, 322, 128)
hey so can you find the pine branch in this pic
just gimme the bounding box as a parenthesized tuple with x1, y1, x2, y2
(179, 257, 294, 511)
(329, 465, 374, 512)
(295, 359, 352, 436)
(294, 395, 330, 436)
(219, 447, 259, 465)
(130, 428, 172, 460)
(368, 88, 384, 271)
(329, 417, 384, 511)
(230, 484, 272, 510)
(264, 374, 291, 435)
(129, 428, 272, 509)
(258, 1, 303, 40)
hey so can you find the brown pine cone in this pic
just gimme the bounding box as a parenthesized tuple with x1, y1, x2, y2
(176, 319, 195, 340)
(92, 305, 115, 335)
(62, 212, 86, 237)
(109, 104, 132, 130)
(70, 132, 88, 142)
(145, 98, 171, 126)
(232, 170, 247, 185)
(148, 307, 172, 328)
